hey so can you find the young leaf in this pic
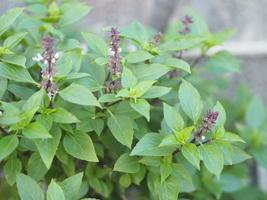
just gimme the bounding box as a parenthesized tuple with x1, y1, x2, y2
(129, 80, 155, 98)
(163, 103, 184, 132)
(47, 180, 66, 200)
(59, 83, 101, 107)
(0, 135, 19, 162)
(114, 153, 140, 173)
(4, 155, 22, 186)
(131, 133, 175, 156)
(16, 173, 44, 200)
(63, 131, 98, 162)
(199, 144, 224, 178)
(181, 143, 200, 170)
(130, 99, 150, 121)
(125, 50, 154, 63)
(51, 107, 80, 124)
(22, 122, 52, 139)
(179, 80, 203, 123)
(34, 126, 62, 168)
(107, 114, 134, 148)
(60, 173, 83, 200)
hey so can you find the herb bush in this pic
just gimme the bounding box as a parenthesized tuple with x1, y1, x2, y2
(0, 1, 266, 199)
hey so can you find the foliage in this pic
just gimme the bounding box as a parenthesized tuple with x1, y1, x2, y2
(0, 1, 266, 200)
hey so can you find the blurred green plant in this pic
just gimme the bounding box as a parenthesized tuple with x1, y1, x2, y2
(0, 1, 266, 200)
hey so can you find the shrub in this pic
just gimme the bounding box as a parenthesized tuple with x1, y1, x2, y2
(0, 1, 266, 199)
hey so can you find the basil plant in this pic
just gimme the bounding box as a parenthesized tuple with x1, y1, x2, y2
(0, 1, 255, 199)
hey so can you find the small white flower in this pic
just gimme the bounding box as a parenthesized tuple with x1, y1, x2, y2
(44, 60, 48, 65)
(118, 47, 122, 53)
(32, 53, 44, 62)
(54, 52, 60, 59)
(201, 136, 206, 140)
(108, 47, 115, 56)
(51, 58, 56, 64)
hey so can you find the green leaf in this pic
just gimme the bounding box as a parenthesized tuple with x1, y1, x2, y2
(3, 32, 27, 49)
(60, 173, 83, 200)
(0, 135, 19, 162)
(159, 134, 178, 147)
(34, 126, 61, 168)
(4, 155, 22, 186)
(27, 153, 48, 181)
(199, 144, 224, 178)
(159, 176, 179, 200)
(204, 51, 240, 73)
(51, 107, 80, 124)
(114, 153, 140, 173)
(213, 101, 226, 128)
(121, 67, 137, 88)
(47, 180, 66, 200)
(181, 143, 200, 170)
(163, 103, 184, 132)
(59, 83, 101, 107)
(22, 89, 45, 112)
(0, 62, 36, 84)
(107, 114, 134, 148)
(131, 63, 170, 81)
(131, 133, 175, 156)
(229, 146, 251, 165)
(82, 32, 108, 57)
(59, 3, 91, 27)
(0, 7, 24, 36)
(220, 132, 245, 143)
(245, 96, 266, 129)
(0, 54, 26, 68)
(179, 80, 203, 123)
(160, 163, 172, 183)
(159, 37, 204, 52)
(125, 50, 154, 63)
(142, 86, 171, 99)
(164, 58, 191, 73)
(119, 21, 151, 44)
(22, 122, 51, 139)
(16, 173, 44, 200)
(63, 131, 98, 162)
(130, 99, 150, 121)
(128, 80, 155, 98)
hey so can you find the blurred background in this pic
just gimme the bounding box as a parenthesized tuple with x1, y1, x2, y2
(1, 0, 267, 193)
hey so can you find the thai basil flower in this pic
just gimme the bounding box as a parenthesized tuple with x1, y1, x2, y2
(195, 110, 219, 139)
(107, 27, 121, 77)
(180, 15, 193, 35)
(33, 35, 59, 104)
(151, 32, 162, 46)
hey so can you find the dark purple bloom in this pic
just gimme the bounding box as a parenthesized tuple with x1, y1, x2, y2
(105, 80, 121, 93)
(151, 32, 162, 46)
(107, 27, 121, 77)
(180, 15, 193, 35)
(39, 35, 59, 104)
(195, 110, 219, 139)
